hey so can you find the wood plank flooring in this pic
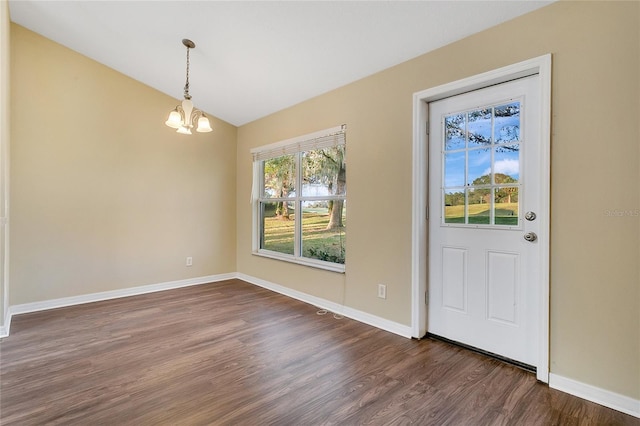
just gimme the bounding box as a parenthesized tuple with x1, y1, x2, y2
(1, 279, 637, 425)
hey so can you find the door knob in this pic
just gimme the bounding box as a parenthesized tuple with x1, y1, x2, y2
(523, 232, 537, 242)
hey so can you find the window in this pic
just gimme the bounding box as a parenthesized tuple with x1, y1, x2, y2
(442, 101, 521, 227)
(251, 125, 346, 272)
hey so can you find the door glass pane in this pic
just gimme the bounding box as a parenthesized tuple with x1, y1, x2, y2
(441, 99, 522, 228)
(468, 108, 492, 146)
(468, 188, 490, 224)
(494, 144, 520, 183)
(444, 190, 465, 224)
(444, 113, 465, 151)
(301, 200, 346, 264)
(444, 151, 465, 187)
(494, 187, 519, 225)
(467, 148, 491, 185)
(302, 146, 346, 196)
(263, 154, 296, 198)
(261, 201, 295, 254)
(495, 102, 520, 143)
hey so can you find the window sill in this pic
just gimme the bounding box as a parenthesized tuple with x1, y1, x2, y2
(253, 250, 345, 273)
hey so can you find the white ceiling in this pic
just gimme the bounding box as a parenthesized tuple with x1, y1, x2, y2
(9, 1, 553, 126)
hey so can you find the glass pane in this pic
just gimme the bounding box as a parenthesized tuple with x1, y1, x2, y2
(261, 201, 295, 255)
(494, 143, 520, 183)
(444, 113, 465, 151)
(444, 190, 465, 224)
(467, 148, 491, 185)
(468, 188, 490, 224)
(263, 155, 296, 198)
(494, 187, 519, 225)
(495, 102, 520, 143)
(444, 151, 465, 187)
(301, 200, 346, 264)
(302, 146, 346, 196)
(467, 108, 492, 146)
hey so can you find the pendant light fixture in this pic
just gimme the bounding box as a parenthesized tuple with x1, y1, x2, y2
(165, 39, 213, 134)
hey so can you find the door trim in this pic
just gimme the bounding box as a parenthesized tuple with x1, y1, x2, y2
(411, 54, 551, 383)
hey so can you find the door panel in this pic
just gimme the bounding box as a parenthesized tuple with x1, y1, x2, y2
(441, 246, 467, 312)
(486, 250, 519, 324)
(428, 76, 540, 367)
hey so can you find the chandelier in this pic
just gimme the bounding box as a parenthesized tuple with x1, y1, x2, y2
(165, 39, 213, 134)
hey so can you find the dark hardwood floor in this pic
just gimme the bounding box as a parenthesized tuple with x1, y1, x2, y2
(1, 279, 637, 425)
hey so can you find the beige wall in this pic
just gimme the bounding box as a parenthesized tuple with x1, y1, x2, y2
(10, 24, 237, 304)
(237, 1, 639, 399)
(1, 0, 9, 330)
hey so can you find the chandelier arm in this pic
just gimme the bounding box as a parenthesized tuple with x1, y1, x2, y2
(186, 108, 204, 129)
(176, 104, 185, 123)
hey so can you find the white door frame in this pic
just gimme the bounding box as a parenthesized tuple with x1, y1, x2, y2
(411, 54, 551, 383)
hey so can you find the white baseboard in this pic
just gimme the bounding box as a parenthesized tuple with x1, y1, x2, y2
(0, 315, 8, 337)
(549, 373, 640, 418)
(0, 305, 9, 337)
(0, 273, 236, 338)
(236, 272, 413, 338)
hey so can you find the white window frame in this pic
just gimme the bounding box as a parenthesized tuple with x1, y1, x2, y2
(251, 125, 346, 273)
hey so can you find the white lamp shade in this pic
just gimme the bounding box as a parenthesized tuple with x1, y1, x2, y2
(165, 110, 183, 129)
(176, 126, 192, 135)
(196, 116, 213, 133)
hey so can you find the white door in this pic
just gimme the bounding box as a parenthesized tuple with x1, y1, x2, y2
(428, 76, 541, 367)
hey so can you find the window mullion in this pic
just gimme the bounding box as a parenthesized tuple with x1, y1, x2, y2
(490, 106, 496, 225)
(254, 161, 263, 253)
(464, 112, 469, 225)
(294, 152, 302, 258)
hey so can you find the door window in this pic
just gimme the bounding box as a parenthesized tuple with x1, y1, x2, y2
(442, 100, 522, 227)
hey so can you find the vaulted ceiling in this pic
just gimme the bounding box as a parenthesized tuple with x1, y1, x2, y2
(9, 1, 553, 126)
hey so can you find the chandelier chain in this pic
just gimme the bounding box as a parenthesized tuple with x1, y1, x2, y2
(184, 46, 191, 100)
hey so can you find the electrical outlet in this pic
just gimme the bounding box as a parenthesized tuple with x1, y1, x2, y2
(186, 257, 193, 266)
(377, 284, 387, 299)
